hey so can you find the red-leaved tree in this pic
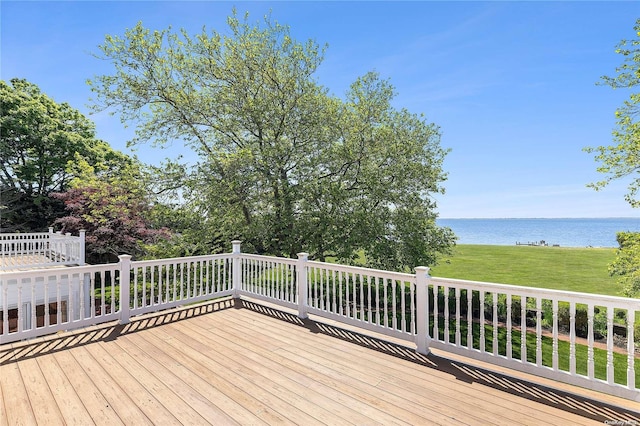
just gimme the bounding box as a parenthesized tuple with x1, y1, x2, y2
(53, 169, 170, 263)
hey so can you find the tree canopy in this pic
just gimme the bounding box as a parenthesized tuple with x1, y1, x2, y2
(586, 18, 640, 207)
(89, 11, 455, 270)
(0, 78, 125, 231)
(53, 157, 170, 263)
(609, 232, 640, 297)
(585, 18, 640, 298)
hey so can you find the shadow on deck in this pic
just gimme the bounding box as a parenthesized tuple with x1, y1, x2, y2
(2, 298, 639, 424)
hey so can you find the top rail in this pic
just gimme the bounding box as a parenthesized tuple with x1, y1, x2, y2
(430, 276, 640, 310)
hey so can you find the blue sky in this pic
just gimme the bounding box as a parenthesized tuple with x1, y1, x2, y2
(2, 1, 639, 218)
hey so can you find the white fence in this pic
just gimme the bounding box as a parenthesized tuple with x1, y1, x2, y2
(1, 240, 638, 401)
(0, 228, 86, 270)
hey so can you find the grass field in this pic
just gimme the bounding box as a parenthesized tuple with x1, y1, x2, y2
(430, 244, 622, 296)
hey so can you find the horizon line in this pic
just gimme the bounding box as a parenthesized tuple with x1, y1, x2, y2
(437, 216, 640, 220)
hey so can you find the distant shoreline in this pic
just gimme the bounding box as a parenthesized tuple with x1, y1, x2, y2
(436, 218, 639, 248)
(453, 243, 616, 249)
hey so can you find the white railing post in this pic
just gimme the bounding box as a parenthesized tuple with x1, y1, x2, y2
(297, 252, 309, 319)
(415, 266, 431, 355)
(46, 227, 54, 259)
(119, 254, 132, 324)
(79, 229, 86, 265)
(65, 232, 71, 262)
(232, 241, 242, 298)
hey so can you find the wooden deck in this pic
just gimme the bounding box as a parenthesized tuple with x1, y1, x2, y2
(1, 298, 639, 425)
(0, 254, 69, 271)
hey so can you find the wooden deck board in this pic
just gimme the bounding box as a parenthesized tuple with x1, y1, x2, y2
(17, 357, 64, 425)
(150, 323, 328, 426)
(114, 333, 241, 425)
(174, 313, 412, 425)
(2, 298, 639, 425)
(219, 306, 592, 426)
(35, 355, 94, 425)
(1, 362, 37, 425)
(233, 307, 601, 424)
(193, 311, 454, 425)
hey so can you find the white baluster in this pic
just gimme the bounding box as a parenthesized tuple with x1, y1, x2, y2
(30, 279, 36, 331)
(444, 286, 450, 344)
(492, 292, 498, 356)
(319, 268, 325, 311)
(57, 278, 62, 325)
(331, 270, 340, 313)
(455, 287, 461, 346)
(392, 279, 398, 328)
(410, 279, 416, 335)
(536, 298, 542, 367)
(2, 281, 8, 335)
(433, 284, 439, 341)
(480, 290, 485, 352)
(44, 276, 50, 327)
(506, 294, 512, 359)
(360, 274, 365, 322)
(17, 281, 24, 332)
(467, 289, 473, 350)
(367, 275, 373, 324)
(627, 309, 636, 390)
(606, 307, 615, 384)
(570, 302, 576, 375)
(552, 299, 559, 371)
(587, 304, 595, 379)
(521, 296, 527, 363)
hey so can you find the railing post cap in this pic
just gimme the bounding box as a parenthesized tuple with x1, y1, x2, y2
(297, 252, 309, 260)
(118, 254, 133, 261)
(415, 266, 430, 274)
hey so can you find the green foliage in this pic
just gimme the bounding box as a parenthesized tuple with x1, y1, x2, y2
(586, 18, 640, 206)
(0, 78, 122, 231)
(88, 10, 454, 270)
(609, 231, 640, 297)
(53, 157, 170, 263)
(144, 204, 226, 259)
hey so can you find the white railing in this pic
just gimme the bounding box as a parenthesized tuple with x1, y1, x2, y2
(1, 240, 638, 402)
(425, 276, 638, 402)
(306, 260, 418, 341)
(1, 252, 235, 343)
(0, 228, 86, 270)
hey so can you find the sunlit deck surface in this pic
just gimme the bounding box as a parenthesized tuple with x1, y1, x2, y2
(2, 298, 639, 425)
(0, 254, 71, 271)
(1, 254, 48, 269)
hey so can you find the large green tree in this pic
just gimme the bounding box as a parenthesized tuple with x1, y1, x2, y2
(586, 18, 640, 297)
(89, 11, 454, 270)
(0, 78, 114, 231)
(586, 18, 640, 206)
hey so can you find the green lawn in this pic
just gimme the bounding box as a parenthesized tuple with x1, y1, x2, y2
(430, 244, 622, 296)
(434, 318, 639, 387)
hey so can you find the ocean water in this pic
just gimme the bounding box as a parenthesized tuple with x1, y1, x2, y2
(436, 218, 640, 248)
